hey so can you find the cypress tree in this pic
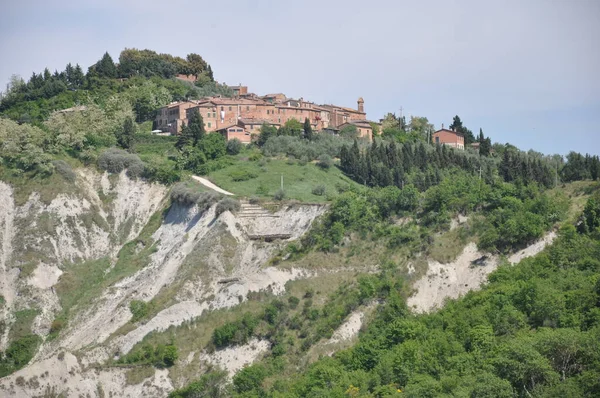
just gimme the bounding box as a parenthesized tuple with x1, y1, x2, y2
(303, 118, 313, 141)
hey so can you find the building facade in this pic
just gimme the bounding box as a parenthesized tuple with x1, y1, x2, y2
(432, 128, 465, 150)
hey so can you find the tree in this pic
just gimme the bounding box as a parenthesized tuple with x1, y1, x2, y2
(408, 116, 434, 142)
(176, 109, 205, 149)
(258, 123, 277, 146)
(340, 124, 358, 139)
(186, 53, 208, 78)
(117, 116, 136, 151)
(198, 133, 226, 160)
(93, 52, 117, 78)
(381, 113, 401, 131)
(278, 118, 303, 137)
(303, 117, 313, 141)
(226, 138, 242, 155)
(479, 128, 492, 156)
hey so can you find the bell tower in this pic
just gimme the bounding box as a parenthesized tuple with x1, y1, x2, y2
(357, 97, 364, 113)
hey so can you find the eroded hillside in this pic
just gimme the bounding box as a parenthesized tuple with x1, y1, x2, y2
(0, 169, 326, 397)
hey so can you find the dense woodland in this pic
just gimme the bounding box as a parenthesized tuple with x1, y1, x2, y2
(1, 49, 600, 395)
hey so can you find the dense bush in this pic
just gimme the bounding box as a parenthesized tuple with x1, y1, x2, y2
(97, 148, 145, 177)
(129, 300, 149, 322)
(51, 160, 76, 182)
(229, 169, 257, 181)
(118, 342, 179, 368)
(0, 335, 42, 377)
(212, 313, 259, 348)
(170, 183, 219, 209)
(226, 138, 243, 155)
(215, 197, 241, 216)
(273, 189, 286, 201)
(312, 185, 326, 196)
(316, 154, 333, 169)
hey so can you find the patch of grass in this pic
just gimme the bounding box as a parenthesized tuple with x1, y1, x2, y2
(208, 158, 359, 202)
(8, 308, 40, 342)
(0, 165, 76, 206)
(427, 224, 471, 264)
(124, 366, 155, 385)
(54, 257, 111, 326)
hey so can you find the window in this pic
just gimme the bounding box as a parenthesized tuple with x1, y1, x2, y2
(435, 136, 440, 144)
(208, 122, 211, 128)
(220, 106, 224, 111)
(266, 110, 269, 115)
(236, 129, 243, 132)
(229, 106, 232, 111)
(246, 106, 250, 111)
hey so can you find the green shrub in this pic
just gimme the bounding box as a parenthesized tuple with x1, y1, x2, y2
(249, 152, 262, 162)
(229, 169, 258, 182)
(212, 313, 258, 348)
(97, 148, 145, 177)
(170, 183, 219, 209)
(226, 138, 243, 155)
(129, 300, 149, 322)
(273, 189, 286, 201)
(215, 198, 241, 216)
(0, 334, 42, 377)
(312, 184, 326, 196)
(317, 154, 333, 169)
(288, 296, 300, 309)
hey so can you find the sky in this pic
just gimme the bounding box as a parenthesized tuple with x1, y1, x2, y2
(1, 0, 599, 156)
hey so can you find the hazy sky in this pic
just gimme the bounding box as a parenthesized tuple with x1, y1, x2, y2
(1, 0, 599, 155)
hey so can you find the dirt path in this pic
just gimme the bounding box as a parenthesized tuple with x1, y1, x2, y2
(192, 176, 234, 196)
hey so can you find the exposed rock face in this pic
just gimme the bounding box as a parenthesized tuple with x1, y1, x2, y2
(0, 171, 327, 397)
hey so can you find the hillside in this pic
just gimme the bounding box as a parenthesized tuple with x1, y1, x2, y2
(0, 49, 600, 397)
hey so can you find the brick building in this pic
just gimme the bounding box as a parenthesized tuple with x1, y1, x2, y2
(432, 128, 465, 150)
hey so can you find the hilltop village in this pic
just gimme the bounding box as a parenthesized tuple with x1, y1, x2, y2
(154, 81, 468, 149)
(154, 81, 377, 143)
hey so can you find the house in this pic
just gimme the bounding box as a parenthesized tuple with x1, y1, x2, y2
(216, 121, 252, 143)
(432, 127, 465, 150)
(154, 101, 199, 134)
(337, 120, 375, 140)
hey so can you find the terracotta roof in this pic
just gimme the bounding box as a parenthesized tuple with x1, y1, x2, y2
(319, 104, 364, 114)
(239, 118, 280, 126)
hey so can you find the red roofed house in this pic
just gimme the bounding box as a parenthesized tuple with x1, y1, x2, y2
(432, 126, 465, 150)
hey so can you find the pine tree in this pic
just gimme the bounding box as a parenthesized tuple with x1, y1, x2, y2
(95, 52, 117, 78)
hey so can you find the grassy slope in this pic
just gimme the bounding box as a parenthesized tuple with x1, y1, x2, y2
(207, 156, 360, 202)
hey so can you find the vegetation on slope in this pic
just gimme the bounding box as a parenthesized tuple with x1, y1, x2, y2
(168, 189, 600, 398)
